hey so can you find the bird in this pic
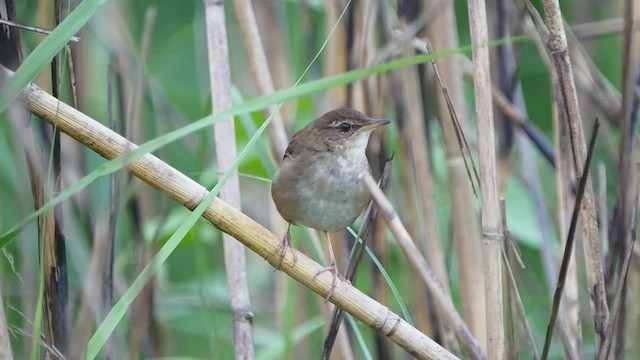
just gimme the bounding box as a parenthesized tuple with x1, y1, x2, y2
(271, 108, 389, 299)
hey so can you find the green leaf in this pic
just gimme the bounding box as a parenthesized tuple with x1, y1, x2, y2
(0, 0, 109, 113)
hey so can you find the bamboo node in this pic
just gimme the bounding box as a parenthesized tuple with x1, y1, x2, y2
(371, 305, 391, 331)
(385, 316, 402, 337)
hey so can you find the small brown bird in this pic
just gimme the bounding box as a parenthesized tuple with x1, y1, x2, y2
(271, 108, 389, 299)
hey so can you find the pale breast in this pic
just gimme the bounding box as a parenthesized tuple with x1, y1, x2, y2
(272, 148, 370, 232)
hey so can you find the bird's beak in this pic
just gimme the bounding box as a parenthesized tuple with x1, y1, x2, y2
(361, 118, 390, 131)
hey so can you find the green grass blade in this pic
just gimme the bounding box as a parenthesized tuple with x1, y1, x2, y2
(0, 0, 108, 113)
(347, 314, 373, 360)
(347, 227, 414, 325)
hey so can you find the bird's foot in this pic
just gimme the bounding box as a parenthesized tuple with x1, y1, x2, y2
(274, 229, 298, 271)
(313, 260, 348, 302)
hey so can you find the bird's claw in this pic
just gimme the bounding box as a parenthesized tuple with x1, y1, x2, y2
(274, 231, 298, 271)
(313, 260, 344, 302)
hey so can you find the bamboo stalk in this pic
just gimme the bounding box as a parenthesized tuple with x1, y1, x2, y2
(540, 0, 610, 350)
(7, 66, 458, 360)
(203, 1, 254, 358)
(466, 0, 504, 357)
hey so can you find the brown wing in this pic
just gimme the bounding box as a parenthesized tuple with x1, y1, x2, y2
(282, 138, 300, 162)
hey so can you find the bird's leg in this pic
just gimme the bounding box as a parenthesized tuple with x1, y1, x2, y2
(274, 224, 298, 270)
(313, 231, 345, 301)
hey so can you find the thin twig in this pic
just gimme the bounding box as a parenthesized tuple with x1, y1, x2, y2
(541, 120, 600, 359)
(425, 41, 479, 196)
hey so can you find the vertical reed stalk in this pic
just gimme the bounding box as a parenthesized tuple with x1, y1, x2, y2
(203, 1, 254, 358)
(541, 0, 609, 350)
(425, 0, 487, 350)
(467, 0, 504, 357)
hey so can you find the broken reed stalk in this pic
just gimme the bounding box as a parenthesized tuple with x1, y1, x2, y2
(361, 172, 486, 360)
(541, 120, 600, 360)
(4, 66, 456, 360)
(203, 0, 255, 357)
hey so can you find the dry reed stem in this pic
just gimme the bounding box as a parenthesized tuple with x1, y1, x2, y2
(8, 68, 457, 360)
(123, 9, 157, 358)
(542, 121, 600, 360)
(551, 102, 582, 360)
(424, 0, 487, 350)
(360, 172, 485, 360)
(466, 0, 504, 357)
(516, 2, 583, 355)
(232, 0, 289, 161)
(397, 40, 444, 340)
(400, 40, 451, 337)
(41, 0, 69, 354)
(541, 0, 610, 349)
(326, 0, 348, 109)
(203, 0, 254, 358)
(608, 6, 639, 357)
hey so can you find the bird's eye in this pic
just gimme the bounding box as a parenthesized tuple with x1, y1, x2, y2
(339, 123, 351, 132)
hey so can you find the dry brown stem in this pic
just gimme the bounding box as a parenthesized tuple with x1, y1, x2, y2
(466, 0, 504, 357)
(541, 0, 610, 349)
(203, 0, 254, 358)
(232, 0, 289, 160)
(424, 0, 487, 350)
